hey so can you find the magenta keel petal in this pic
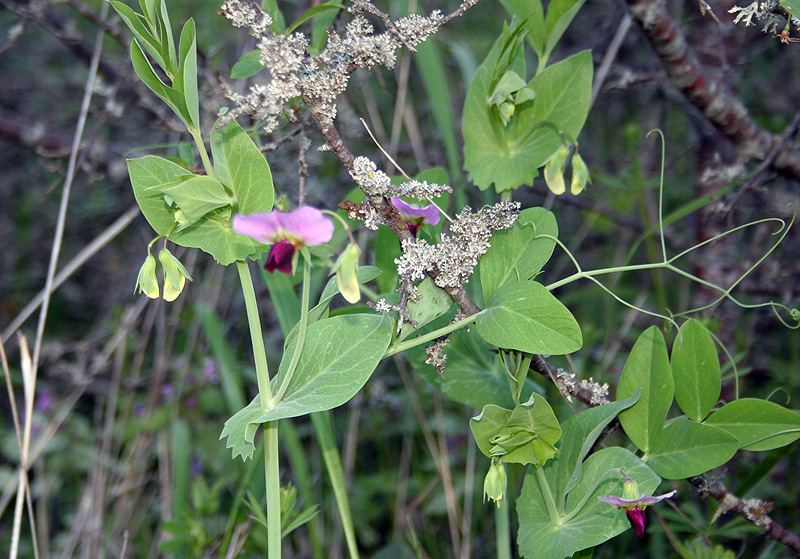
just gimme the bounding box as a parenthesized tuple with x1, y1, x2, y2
(265, 239, 296, 274)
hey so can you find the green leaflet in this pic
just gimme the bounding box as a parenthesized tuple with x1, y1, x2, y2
(476, 280, 582, 355)
(480, 207, 558, 300)
(220, 313, 393, 461)
(617, 326, 673, 453)
(671, 319, 721, 422)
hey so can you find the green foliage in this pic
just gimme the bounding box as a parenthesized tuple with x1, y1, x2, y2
(476, 280, 583, 355)
(618, 326, 674, 454)
(480, 207, 558, 300)
(671, 319, 721, 422)
(126, 120, 273, 265)
(462, 20, 592, 192)
(470, 393, 561, 466)
(221, 313, 393, 461)
(516, 394, 660, 559)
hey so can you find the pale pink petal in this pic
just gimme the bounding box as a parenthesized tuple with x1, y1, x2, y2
(276, 206, 334, 246)
(232, 212, 283, 243)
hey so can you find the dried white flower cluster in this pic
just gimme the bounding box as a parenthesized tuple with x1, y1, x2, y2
(424, 337, 449, 376)
(395, 200, 520, 289)
(728, 0, 800, 35)
(220, 0, 446, 132)
(221, 0, 272, 34)
(350, 157, 451, 198)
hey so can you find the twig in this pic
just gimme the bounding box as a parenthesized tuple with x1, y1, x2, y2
(625, 0, 800, 179)
(690, 474, 800, 554)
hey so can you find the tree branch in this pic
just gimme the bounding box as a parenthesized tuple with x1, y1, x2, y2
(625, 0, 800, 179)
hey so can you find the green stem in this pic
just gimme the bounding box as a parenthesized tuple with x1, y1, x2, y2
(311, 411, 361, 559)
(236, 260, 280, 558)
(273, 254, 311, 405)
(495, 493, 511, 559)
(236, 260, 272, 408)
(383, 313, 481, 358)
(264, 422, 282, 559)
(534, 466, 561, 526)
(190, 126, 213, 175)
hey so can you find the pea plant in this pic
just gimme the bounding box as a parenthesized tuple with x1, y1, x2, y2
(109, 0, 800, 557)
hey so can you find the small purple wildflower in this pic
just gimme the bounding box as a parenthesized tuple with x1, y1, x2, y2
(390, 197, 440, 237)
(597, 471, 677, 537)
(203, 359, 219, 384)
(233, 206, 334, 274)
(35, 390, 53, 413)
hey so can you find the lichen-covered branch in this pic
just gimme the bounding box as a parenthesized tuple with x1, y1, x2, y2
(690, 474, 800, 554)
(625, 0, 800, 179)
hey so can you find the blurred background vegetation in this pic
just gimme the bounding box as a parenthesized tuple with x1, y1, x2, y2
(1, 0, 798, 557)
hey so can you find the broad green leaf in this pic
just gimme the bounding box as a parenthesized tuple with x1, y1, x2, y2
(617, 326, 673, 453)
(231, 50, 265, 80)
(671, 319, 721, 421)
(499, 0, 546, 58)
(480, 207, 558, 300)
(463, 32, 592, 192)
(645, 417, 738, 479)
(127, 155, 266, 265)
(285, 3, 344, 34)
(128, 155, 192, 235)
(408, 326, 536, 410)
(643, 417, 739, 479)
(210, 120, 274, 215)
(162, 175, 230, 225)
(518, 447, 660, 559)
(543, 0, 589, 60)
(559, 392, 641, 500)
(220, 314, 393, 460)
(476, 280, 582, 355)
(704, 398, 800, 451)
(398, 277, 453, 341)
(470, 393, 561, 466)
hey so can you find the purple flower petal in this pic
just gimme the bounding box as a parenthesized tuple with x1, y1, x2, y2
(233, 206, 334, 246)
(598, 490, 677, 509)
(390, 197, 440, 226)
(625, 508, 647, 537)
(265, 239, 296, 274)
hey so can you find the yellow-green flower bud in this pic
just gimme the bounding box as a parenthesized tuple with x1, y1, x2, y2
(483, 459, 507, 508)
(570, 153, 591, 195)
(332, 243, 361, 304)
(158, 248, 192, 302)
(135, 254, 160, 299)
(544, 145, 570, 195)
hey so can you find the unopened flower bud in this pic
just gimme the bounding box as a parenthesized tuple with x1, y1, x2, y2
(332, 243, 361, 304)
(570, 153, 590, 195)
(135, 254, 160, 299)
(544, 145, 570, 195)
(158, 248, 192, 302)
(483, 459, 507, 508)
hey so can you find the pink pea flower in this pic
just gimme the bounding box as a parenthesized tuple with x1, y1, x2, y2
(597, 471, 676, 537)
(233, 206, 334, 274)
(390, 197, 440, 237)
